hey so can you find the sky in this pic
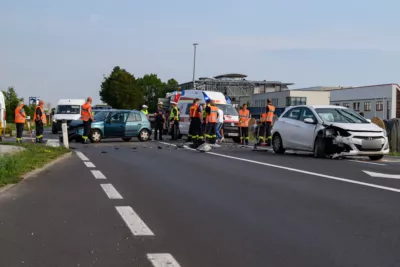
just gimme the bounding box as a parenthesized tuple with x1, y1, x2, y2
(1, 0, 400, 107)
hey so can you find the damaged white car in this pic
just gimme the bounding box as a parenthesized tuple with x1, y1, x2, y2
(271, 105, 389, 160)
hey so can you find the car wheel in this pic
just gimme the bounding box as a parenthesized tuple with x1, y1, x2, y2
(369, 155, 384, 161)
(90, 129, 102, 143)
(272, 133, 286, 154)
(138, 129, 150, 142)
(313, 137, 325, 158)
(122, 137, 132, 142)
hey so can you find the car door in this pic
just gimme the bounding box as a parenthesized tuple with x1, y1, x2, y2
(125, 112, 142, 137)
(292, 107, 318, 151)
(104, 111, 128, 137)
(278, 107, 302, 148)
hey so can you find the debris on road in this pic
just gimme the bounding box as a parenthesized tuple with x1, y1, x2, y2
(196, 143, 212, 152)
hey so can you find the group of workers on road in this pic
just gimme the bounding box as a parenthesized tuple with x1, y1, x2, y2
(13, 97, 94, 144)
(13, 95, 274, 147)
(14, 100, 47, 144)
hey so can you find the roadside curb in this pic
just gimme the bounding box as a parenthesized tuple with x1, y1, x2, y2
(22, 152, 72, 180)
(0, 151, 72, 195)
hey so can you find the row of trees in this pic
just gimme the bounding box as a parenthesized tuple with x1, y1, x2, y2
(99, 66, 179, 112)
(1, 87, 38, 122)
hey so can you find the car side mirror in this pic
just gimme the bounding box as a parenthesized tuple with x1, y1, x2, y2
(304, 118, 316, 124)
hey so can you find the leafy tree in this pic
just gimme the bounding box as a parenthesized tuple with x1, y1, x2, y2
(2, 87, 23, 122)
(137, 76, 180, 112)
(99, 66, 143, 109)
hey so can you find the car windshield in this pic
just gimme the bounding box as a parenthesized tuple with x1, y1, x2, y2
(315, 108, 369, 124)
(216, 104, 238, 116)
(94, 111, 109, 121)
(56, 105, 80, 114)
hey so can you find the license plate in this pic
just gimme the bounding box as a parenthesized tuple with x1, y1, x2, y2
(228, 133, 239, 137)
(361, 140, 381, 149)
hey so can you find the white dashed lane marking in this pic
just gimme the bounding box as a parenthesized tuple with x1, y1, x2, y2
(100, 184, 123, 199)
(147, 254, 182, 267)
(91, 170, 106, 179)
(115, 206, 154, 236)
(84, 161, 96, 168)
(76, 151, 89, 161)
(159, 142, 400, 194)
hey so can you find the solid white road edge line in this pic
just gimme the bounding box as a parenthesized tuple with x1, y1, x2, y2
(348, 160, 386, 166)
(363, 171, 400, 179)
(100, 184, 123, 199)
(84, 161, 96, 168)
(115, 206, 154, 236)
(76, 151, 89, 161)
(147, 254, 182, 267)
(159, 142, 400, 193)
(91, 170, 106, 179)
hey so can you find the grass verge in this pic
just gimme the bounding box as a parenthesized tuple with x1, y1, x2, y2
(389, 152, 400, 157)
(0, 143, 69, 187)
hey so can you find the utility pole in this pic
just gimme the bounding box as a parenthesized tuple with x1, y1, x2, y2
(192, 43, 198, 89)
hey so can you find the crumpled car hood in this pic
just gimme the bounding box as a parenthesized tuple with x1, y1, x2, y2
(327, 122, 383, 132)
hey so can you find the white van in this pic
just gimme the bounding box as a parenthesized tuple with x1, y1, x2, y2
(177, 90, 241, 142)
(52, 99, 85, 134)
(0, 91, 5, 130)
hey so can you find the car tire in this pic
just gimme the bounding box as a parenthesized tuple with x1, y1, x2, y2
(369, 155, 384, 161)
(90, 129, 102, 143)
(313, 137, 325, 158)
(138, 129, 150, 142)
(272, 133, 286, 154)
(122, 137, 132, 142)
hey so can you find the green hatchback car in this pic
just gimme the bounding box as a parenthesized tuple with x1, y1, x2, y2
(67, 109, 152, 143)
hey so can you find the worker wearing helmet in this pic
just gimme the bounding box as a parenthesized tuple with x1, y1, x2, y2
(141, 105, 149, 119)
(169, 101, 180, 140)
(81, 97, 94, 144)
(35, 100, 47, 143)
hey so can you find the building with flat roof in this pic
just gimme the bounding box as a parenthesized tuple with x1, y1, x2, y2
(178, 73, 293, 107)
(294, 83, 400, 120)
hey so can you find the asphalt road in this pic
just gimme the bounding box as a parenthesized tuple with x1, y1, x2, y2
(1, 134, 400, 266)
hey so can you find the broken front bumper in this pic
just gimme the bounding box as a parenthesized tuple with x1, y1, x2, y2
(332, 135, 390, 156)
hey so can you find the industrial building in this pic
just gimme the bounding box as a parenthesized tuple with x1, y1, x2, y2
(297, 84, 400, 120)
(179, 73, 293, 107)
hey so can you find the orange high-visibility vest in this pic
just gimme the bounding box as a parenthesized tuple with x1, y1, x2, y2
(239, 109, 250, 127)
(81, 102, 92, 122)
(266, 105, 275, 122)
(189, 104, 201, 118)
(207, 106, 218, 123)
(15, 107, 26, 124)
(35, 105, 47, 124)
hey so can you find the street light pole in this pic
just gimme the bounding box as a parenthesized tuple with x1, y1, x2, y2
(192, 43, 198, 89)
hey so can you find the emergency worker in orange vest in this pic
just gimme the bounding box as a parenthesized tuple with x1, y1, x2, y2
(15, 102, 26, 143)
(205, 100, 219, 145)
(258, 99, 275, 146)
(238, 103, 250, 145)
(35, 100, 47, 143)
(189, 98, 203, 146)
(81, 97, 94, 144)
(201, 102, 208, 139)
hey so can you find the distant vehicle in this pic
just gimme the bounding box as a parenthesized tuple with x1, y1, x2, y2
(176, 90, 240, 143)
(0, 91, 6, 130)
(52, 99, 85, 134)
(93, 104, 112, 110)
(271, 105, 389, 160)
(67, 109, 152, 143)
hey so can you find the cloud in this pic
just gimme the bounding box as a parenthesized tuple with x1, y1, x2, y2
(89, 14, 100, 25)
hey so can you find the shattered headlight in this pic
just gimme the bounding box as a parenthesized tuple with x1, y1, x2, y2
(325, 128, 336, 137)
